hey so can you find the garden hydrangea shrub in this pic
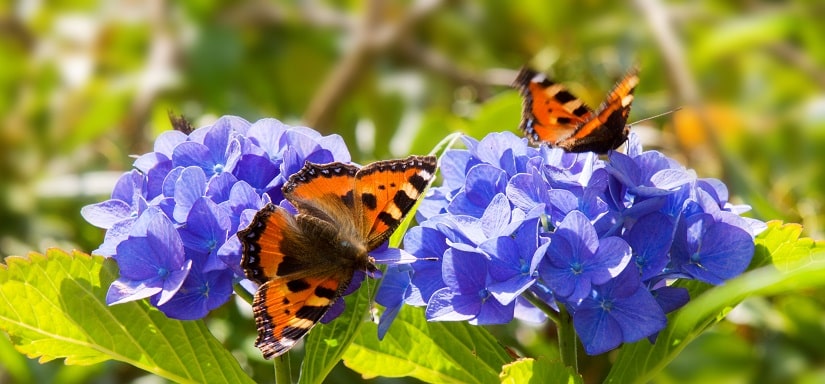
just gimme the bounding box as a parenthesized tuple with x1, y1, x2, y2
(376, 132, 766, 354)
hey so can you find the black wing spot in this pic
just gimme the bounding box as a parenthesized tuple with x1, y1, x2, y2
(573, 105, 590, 117)
(361, 193, 378, 210)
(554, 90, 576, 103)
(341, 190, 354, 207)
(276, 255, 304, 276)
(377, 211, 397, 228)
(286, 279, 311, 293)
(314, 285, 337, 300)
(393, 190, 416, 211)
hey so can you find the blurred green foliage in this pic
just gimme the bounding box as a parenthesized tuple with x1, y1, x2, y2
(1, 0, 824, 382)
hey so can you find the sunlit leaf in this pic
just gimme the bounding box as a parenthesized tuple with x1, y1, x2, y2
(0, 249, 252, 384)
(343, 306, 512, 384)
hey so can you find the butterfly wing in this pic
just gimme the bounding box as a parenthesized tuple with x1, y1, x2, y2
(513, 67, 595, 145)
(239, 204, 353, 359)
(354, 155, 437, 250)
(281, 161, 360, 226)
(555, 68, 640, 153)
(252, 275, 342, 359)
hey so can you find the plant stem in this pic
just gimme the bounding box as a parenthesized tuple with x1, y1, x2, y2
(233, 281, 254, 305)
(521, 290, 560, 325)
(556, 303, 578, 372)
(521, 291, 578, 371)
(274, 353, 292, 384)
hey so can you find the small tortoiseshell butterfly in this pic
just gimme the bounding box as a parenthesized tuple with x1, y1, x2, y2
(513, 67, 639, 153)
(238, 155, 437, 359)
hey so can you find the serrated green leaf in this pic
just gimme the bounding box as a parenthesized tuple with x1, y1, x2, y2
(605, 222, 825, 383)
(755, 221, 825, 270)
(0, 249, 253, 384)
(500, 357, 582, 384)
(342, 306, 512, 384)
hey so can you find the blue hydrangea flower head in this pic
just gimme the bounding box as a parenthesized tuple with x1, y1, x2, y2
(84, 116, 352, 320)
(376, 131, 764, 355)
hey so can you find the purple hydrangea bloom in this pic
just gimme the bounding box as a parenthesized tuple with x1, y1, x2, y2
(573, 265, 667, 355)
(426, 246, 515, 325)
(540, 210, 631, 301)
(83, 116, 352, 320)
(106, 207, 191, 306)
(377, 131, 764, 355)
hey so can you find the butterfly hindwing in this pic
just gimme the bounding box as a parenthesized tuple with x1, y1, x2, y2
(253, 275, 345, 359)
(239, 203, 353, 359)
(354, 155, 437, 249)
(513, 66, 639, 153)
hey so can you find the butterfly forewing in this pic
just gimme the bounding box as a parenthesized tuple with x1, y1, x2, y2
(353, 156, 437, 249)
(239, 204, 295, 285)
(557, 68, 639, 153)
(514, 67, 595, 145)
(282, 162, 360, 227)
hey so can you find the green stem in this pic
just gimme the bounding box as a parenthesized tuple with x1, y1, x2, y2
(521, 292, 578, 371)
(274, 353, 292, 384)
(521, 290, 560, 325)
(233, 282, 254, 305)
(556, 303, 578, 372)
(428, 131, 464, 158)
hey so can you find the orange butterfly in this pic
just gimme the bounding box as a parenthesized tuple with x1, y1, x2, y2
(238, 155, 437, 359)
(513, 67, 639, 153)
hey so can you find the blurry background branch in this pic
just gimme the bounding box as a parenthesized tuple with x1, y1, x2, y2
(303, 0, 445, 130)
(636, 0, 786, 221)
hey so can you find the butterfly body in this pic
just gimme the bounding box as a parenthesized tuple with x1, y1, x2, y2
(513, 67, 639, 153)
(239, 155, 437, 358)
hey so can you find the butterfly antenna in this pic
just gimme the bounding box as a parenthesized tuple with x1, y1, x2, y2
(628, 107, 682, 126)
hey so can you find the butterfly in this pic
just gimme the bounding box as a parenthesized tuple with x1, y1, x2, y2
(238, 155, 437, 359)
(513, 67, 639, 153)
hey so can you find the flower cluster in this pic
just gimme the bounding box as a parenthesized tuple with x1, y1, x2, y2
(376, 132, 765, 355)
(82, 116, 352, 320)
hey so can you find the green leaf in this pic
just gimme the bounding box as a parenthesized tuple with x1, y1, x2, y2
(0, 249, 253, 384)
(297, 285, 373, 384)
(694, 14, 793, 65)
(605, 222, 825, 383)
(342, 306, 513, 384)
(500, 357, 582, 384)
(755, 221, 825, 270)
